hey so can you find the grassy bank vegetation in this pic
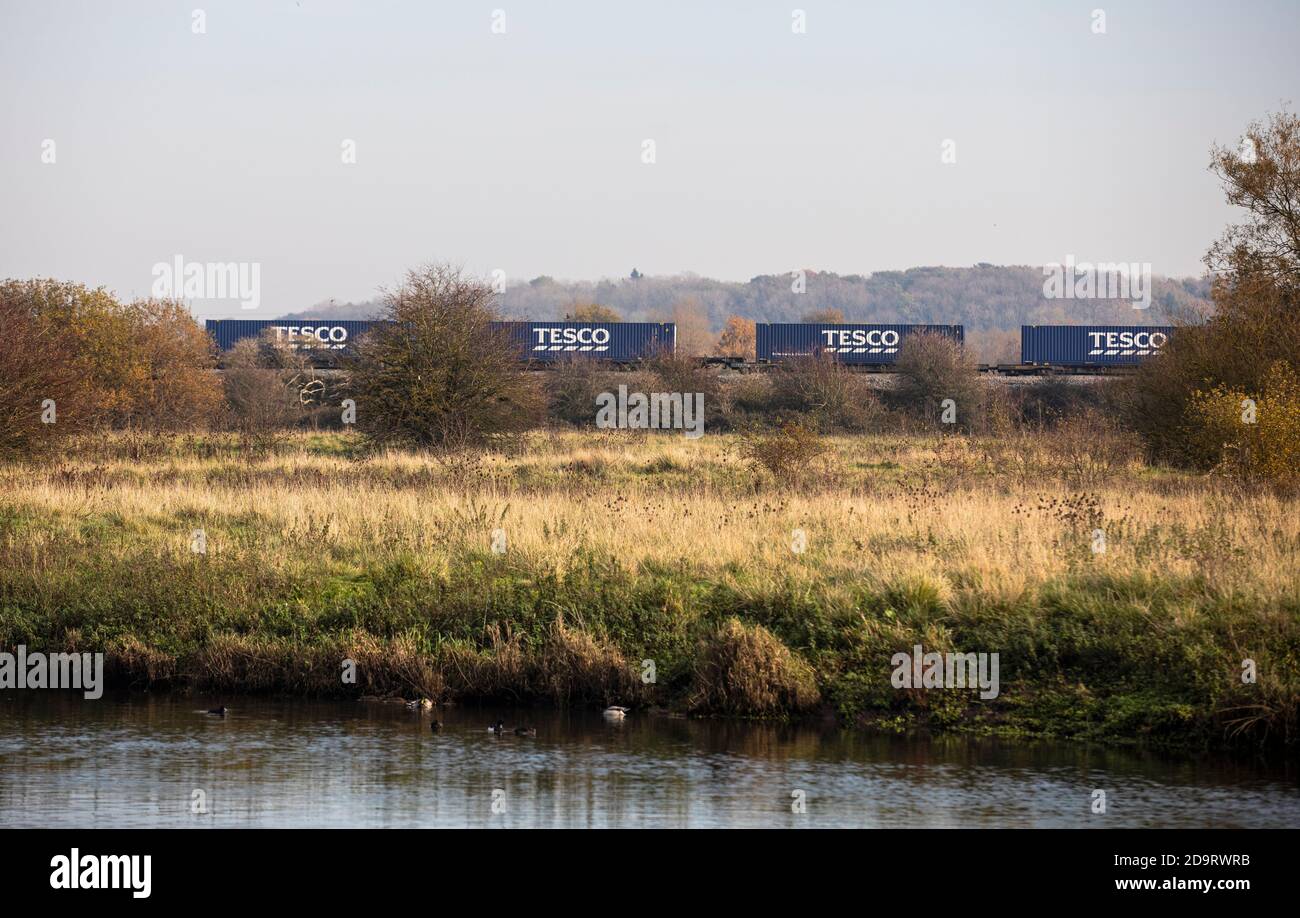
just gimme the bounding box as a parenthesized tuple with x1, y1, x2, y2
(1, 429, 1295, 751)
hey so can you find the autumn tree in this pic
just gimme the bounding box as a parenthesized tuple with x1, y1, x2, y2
(801, 307, 845, 323)
(117, 299, 224, 430)
(565, 303, 621, 322)
(0, 289, 88, 457)
(661, 296, 716, 357)
(716, 315, 756, 360)
(1125, 110, 1300, 470)
(0, 279, 220, 436)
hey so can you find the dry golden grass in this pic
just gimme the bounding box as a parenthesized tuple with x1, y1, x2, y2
(2, 430, 1297, 743)
(2, 429, 1295, 603)
(690, 618, 821, 714)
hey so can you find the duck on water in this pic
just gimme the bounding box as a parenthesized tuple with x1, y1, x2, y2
(484, 720, 536, 736)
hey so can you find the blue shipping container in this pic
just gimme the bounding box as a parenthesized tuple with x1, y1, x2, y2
(490, 321, 675, 362)
(206, 319, 674, 363)
(1020, 325, 1174, 367)
(755, 323, 964, 365)
(205, 319, 378, 354)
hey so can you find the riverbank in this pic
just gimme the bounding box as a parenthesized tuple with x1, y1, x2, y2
(0, 430, 1296, 752)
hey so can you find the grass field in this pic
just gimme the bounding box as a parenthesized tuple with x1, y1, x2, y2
(1, 429, 1296, 750)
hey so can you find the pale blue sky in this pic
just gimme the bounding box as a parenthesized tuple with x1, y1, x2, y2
(1, 0, 1296, 316)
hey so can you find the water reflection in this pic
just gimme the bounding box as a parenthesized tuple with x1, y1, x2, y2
(0, 694, 1295, 828)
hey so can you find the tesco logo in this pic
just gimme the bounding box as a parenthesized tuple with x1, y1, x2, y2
(532, 326, 612, 346)
(273, 325, 349, 344)
(819, 328, 901, 348)
(1086, 330, 1167, 350)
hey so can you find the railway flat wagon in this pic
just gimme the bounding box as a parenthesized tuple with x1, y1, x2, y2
(491, 321, 676, 362)
(206, 319, 379, 355)
(755, 323, 964, 366)
(1020, 325, 1174, 367)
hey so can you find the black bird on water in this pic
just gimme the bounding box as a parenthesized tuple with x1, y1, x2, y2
(488, 720, 505, 735)
(430, 720, 443, 733)
(207, 706, 228, 716)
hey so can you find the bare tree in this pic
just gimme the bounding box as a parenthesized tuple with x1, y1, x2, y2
(891, 332, 983, 428)
(660, 296, 715, 357)
(221, 334, 325, 449)
(347, 264, 544, 450)
(1208, 110, 1300, 289)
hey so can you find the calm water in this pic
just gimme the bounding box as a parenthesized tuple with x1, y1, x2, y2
(0, 693, 1296, 828)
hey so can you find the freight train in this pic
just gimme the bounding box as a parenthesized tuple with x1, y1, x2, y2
(205, 319, 676, 364)
(205, 319, 1174, 373)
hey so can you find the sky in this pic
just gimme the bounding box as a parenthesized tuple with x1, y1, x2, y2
(1, 0, 1296, 318)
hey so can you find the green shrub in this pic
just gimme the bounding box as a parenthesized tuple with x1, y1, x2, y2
(1188, 360, 1300, 484)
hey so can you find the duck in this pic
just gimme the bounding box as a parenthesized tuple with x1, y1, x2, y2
(430, 720, 443, 733)
(602, 705, 629, 721)
(513, 726, 537, 737)
(206, 706, 229, 716)
(488, 720, 505, 734)
(406, 698, 434, 711)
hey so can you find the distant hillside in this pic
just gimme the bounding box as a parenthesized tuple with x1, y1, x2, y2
(279, 266, 1212, 362)
(284, 266, 1210, 328)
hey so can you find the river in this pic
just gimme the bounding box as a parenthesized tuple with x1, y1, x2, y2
(1, 693, 1295, 828)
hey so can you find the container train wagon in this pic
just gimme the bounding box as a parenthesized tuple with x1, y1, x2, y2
(1018, 325, 1174, 369)
(206, 319, 379, 356)
(494, 321, 675, 361)
(205, 320, 675, 364)
(206, 319, 1174, 373)
(755, 323, 965, 366)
